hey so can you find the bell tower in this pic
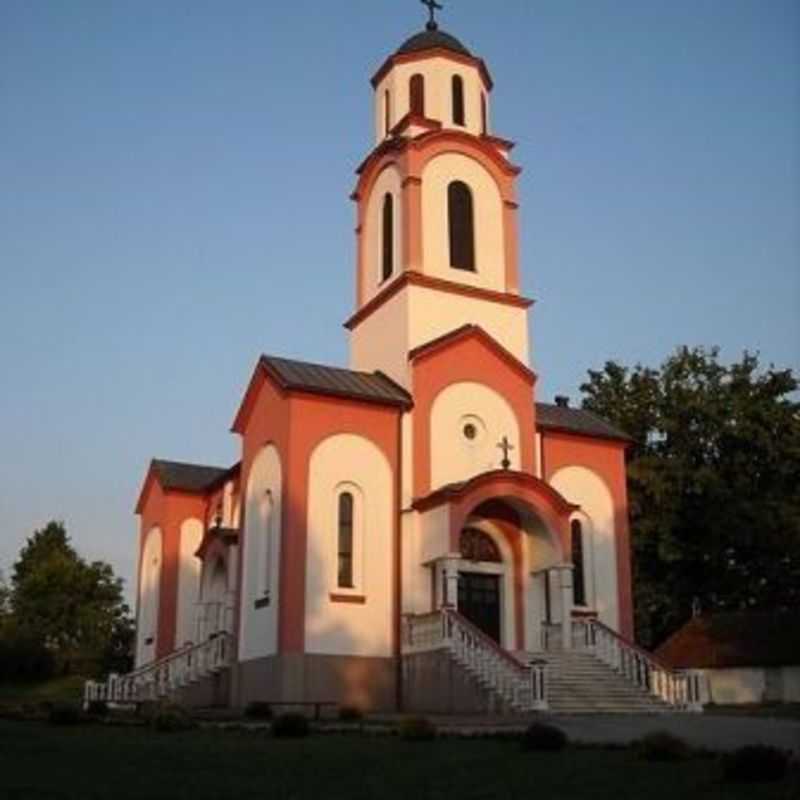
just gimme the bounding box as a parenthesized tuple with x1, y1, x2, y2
(348, 9, 532, 389)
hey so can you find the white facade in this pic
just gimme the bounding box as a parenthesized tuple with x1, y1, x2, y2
(175, 518, 203, 647)
(136, 526, 162, 667)
(305, 433, 394, 657)
(239, 444, 282, 662)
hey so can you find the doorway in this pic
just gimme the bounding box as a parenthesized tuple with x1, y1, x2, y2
(458, 572, 501, 643)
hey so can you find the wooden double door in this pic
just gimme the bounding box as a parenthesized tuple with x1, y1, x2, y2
(458, 571, 501, 644)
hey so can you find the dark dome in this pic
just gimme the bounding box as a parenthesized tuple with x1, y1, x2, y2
(397, 28, 471, 57)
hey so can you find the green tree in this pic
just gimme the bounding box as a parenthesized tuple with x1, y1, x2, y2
(10, 521, 133, 674)
(581, 347, 800, 648)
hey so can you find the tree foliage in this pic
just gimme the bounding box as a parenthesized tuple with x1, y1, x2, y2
(581, 347, 800, 648)
(7, 521, 133, 675)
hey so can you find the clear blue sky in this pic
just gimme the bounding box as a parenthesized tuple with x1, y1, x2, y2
(1, 0, 797, 600)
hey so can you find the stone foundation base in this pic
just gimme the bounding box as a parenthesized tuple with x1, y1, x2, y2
(233, 653, 397, 712)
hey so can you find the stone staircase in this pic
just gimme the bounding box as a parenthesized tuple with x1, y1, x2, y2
(518, 649, 672, 714)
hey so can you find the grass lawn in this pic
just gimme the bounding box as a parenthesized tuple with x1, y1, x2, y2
(0, 721, 795, 800)
(0, 675, 85, 704)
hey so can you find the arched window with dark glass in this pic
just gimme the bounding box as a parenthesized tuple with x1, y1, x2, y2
(481, 93, 487, 135)
(452, 75, 465, 126)
(448, 181, 475, 271)
(571, 519, 587, 606)
(337, 492, 354, 588)
(384, 89, 391, 136)
(381, 193, 393, 281)
(409, 74, 425, 116)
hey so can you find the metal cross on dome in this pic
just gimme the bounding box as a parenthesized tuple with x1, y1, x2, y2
(498, 436, 515, 470)
(421, 0, 443, 30)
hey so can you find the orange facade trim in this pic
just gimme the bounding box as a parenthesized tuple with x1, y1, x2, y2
(541, 431, 634, 640)
(409, 333, 538, 499)
(371, 47, 494, 91)
(236, 365, 403, 655)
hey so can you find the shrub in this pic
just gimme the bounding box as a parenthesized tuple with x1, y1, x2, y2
(635, 730, 691, 762)
(398, 716, 437, 742)
(338, 705, 364, 722)
(0, 703, 26, 721)
(244, 701, 273, 720)
(150, 705, 196, 733)
(48, 703, 82, 726)
(521, 722, 568, 752)
(723, 745, 789, 783)
(0, 628, 55, 682)
(86, 700, 109, 718)
(271, 713, 310, 738)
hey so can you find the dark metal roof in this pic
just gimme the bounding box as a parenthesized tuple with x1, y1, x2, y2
(655, 612, 800, 669)
(397, 28, 471, 57)
(151, 460, 231, 494)
(261, 355, 412, 408)
(536, 403, 631, 443)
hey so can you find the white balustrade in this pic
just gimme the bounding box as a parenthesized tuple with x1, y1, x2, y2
(572, 618, 706, 712)
(402, 609, 547, 712)
(83, 632, 235, 709)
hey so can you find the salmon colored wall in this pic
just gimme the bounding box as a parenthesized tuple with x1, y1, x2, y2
(137, 475, 206, 659)
(541, 432, 634, 639)
(353, 130, 520, 310)
(411, 332, 536, 498)
(236, 368, 402, 656)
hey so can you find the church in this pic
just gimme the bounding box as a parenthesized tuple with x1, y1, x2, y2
(95, 8, 704, 715)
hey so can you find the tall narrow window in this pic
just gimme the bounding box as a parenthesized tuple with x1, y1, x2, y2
(448, 181, 475, 271)
(452, 75, 465, 125)
(409, 74, 425, 117)
(571, 519, 587, 606)
(381, 193, 393, 281)
(384, 89, 391, 136)
(337, 492, 354, 588)
(481, 93, 487, 135)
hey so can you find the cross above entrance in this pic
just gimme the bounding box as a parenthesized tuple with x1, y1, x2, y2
(497, 436, 515, 470)
(420, 0, 443, 31)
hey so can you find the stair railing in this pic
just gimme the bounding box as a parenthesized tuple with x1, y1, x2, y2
(83, 631, 235, 709)
(574, 618, 706, 711)
(403, 609, 547, 712)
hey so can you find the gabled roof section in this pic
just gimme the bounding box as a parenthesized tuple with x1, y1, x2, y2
(655, 612, 800, 669)
(409, 324, 536, 385)
(232, 354, 412, 433)
(136, 459, 238, 514)
(536, 403, 632, 444)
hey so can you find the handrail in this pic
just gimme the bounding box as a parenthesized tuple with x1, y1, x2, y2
(403, 609, 547, 712)
(445, 609, 529, 676)
(84, 632, 235, 708)
(576, 618, 705, 711)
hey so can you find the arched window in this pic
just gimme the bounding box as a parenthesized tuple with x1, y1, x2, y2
(261, 489, 274, 598)
(381, 193, 393, 281)
(460, 527, 501, 562)
(384, 89, 391, 136)
(481, 92, 487, 135)
(337, 492, 354, 588)
(452, 75, 465, 126)
(571, 519, 587, 606)
(448, 181, 475, 271)
(409, 74, 425, 117)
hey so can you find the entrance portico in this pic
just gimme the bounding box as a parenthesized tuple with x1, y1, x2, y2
(414, 469, 579, 653)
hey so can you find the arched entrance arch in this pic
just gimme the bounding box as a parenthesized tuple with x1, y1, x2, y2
(415, 470, 578, 652)
(199, 555, 228, 640)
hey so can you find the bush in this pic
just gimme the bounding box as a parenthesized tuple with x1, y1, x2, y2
(338, 705, 364, 722)
(398, 716, 437, 742)
(150, 705, 196, 733)
(0, 703, 26, 721)
(635, 730, 691, 762)
(521, 722, 568, 752)
(723, 745, 789, 783)
(244, 701, 273, 720)
(0, 628, 55, 682)
(86, 700, 109, 718)
(271, 713, 310, 738)
(48, 703, 82, 726)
